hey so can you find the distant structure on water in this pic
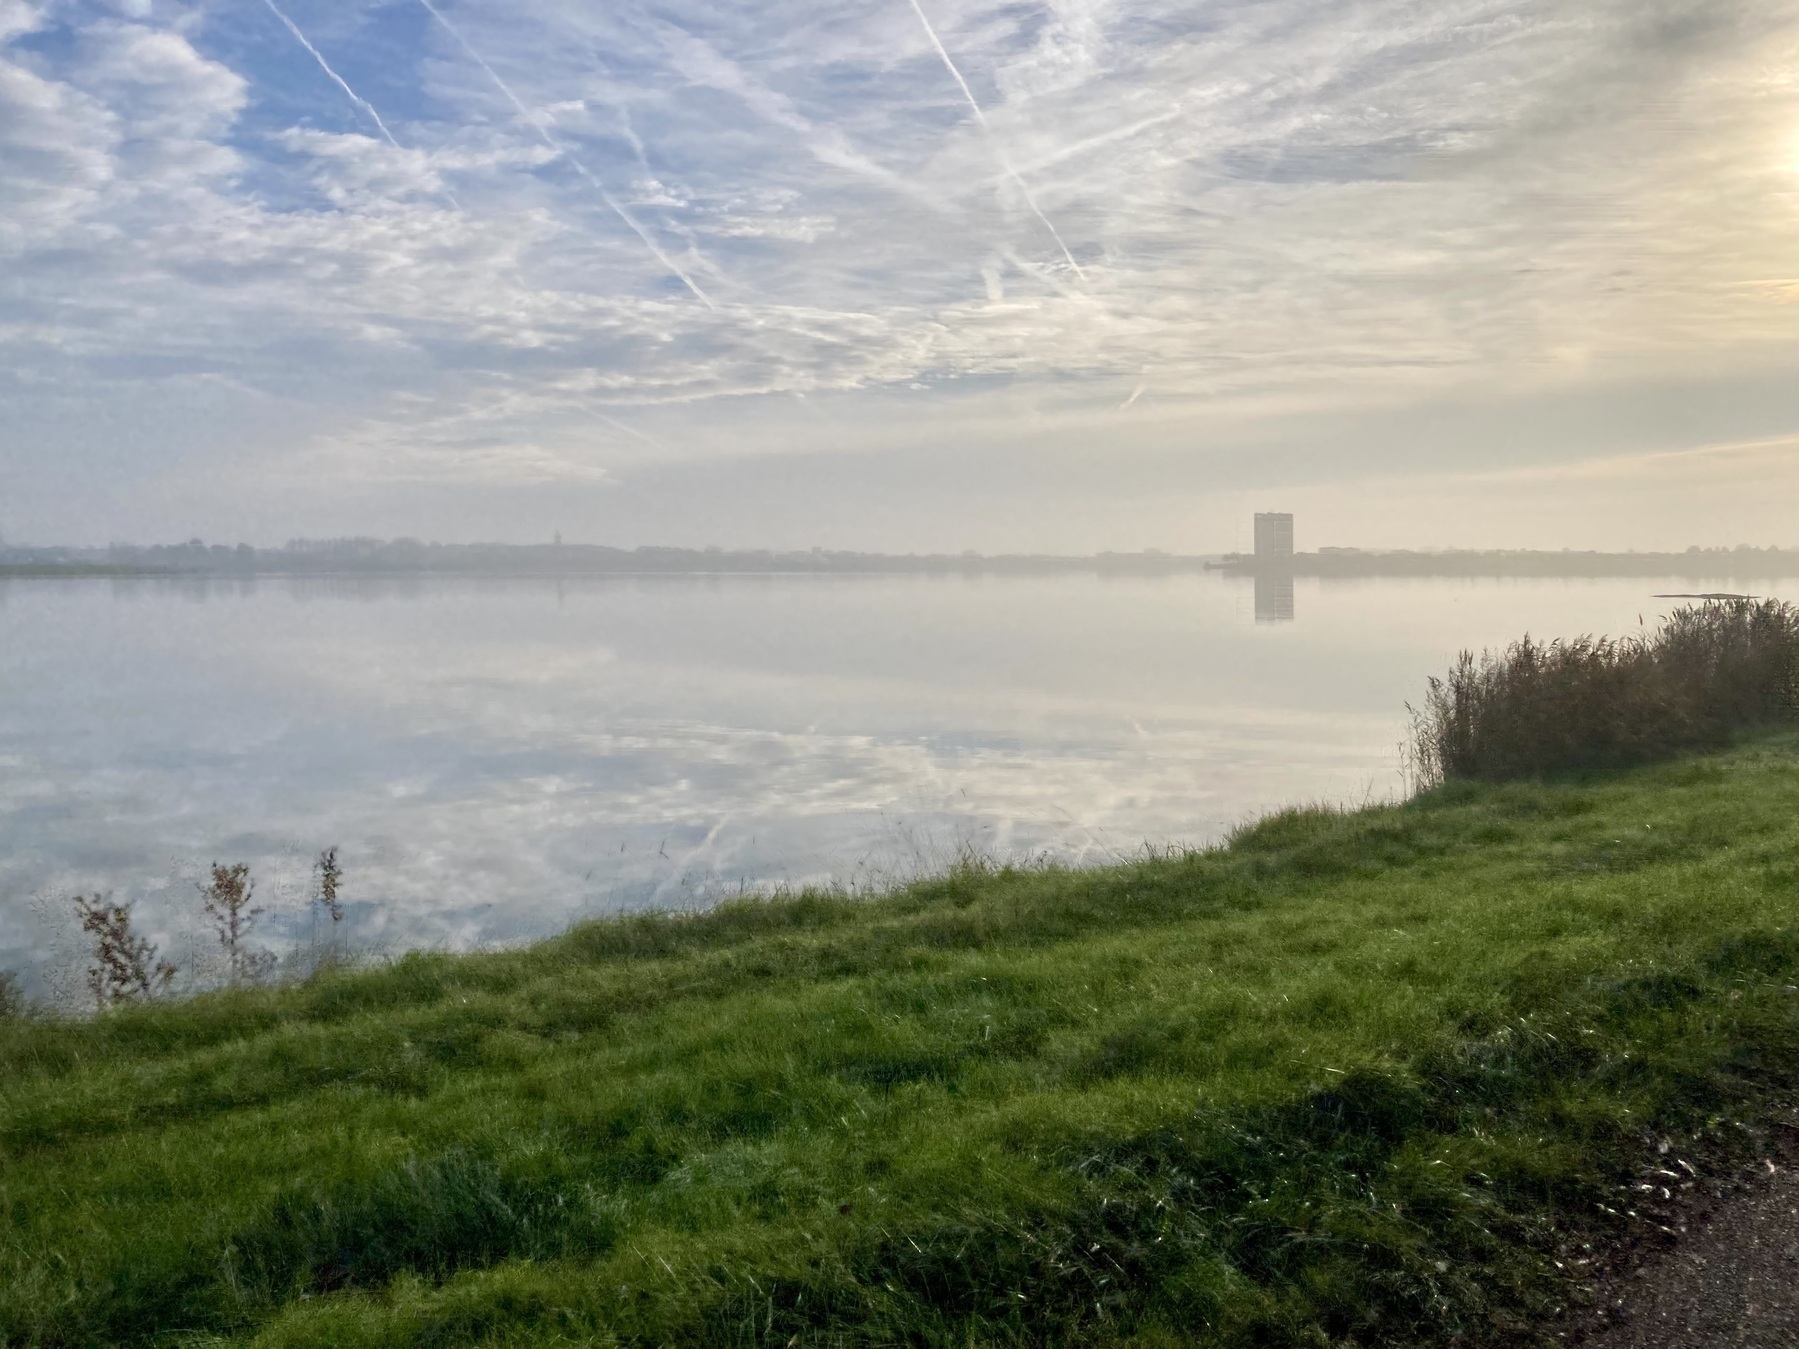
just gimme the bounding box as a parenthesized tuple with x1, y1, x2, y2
(1253, 513, 1295, 623)
(1254, 512, 1294, 562)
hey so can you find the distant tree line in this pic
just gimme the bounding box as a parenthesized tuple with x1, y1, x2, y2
(6, 537, 1796, 579)
(2, 538, 1217, 577)
(1217, 544, 1799, 579)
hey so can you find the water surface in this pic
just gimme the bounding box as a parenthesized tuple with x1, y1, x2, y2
(0, 572, 1745, 996)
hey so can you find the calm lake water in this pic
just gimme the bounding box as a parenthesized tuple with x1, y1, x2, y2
(0, 571, 1769, 997)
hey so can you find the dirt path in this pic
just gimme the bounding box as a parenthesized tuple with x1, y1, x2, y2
(1571, 1126, 1799, 1348)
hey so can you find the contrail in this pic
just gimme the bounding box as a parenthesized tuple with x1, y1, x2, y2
(593, 58, 725, 284)
(662, 25, 952, 217)
(263, 0, 400, 148)
(649, 814, 732, 906)
(262, 0, 460, 208)
(416, 0, 716, 309)
(594, 411, 667, 453)
(1012, 104, 1186, 181)
(999, 243, 1084, 303)
(904, 0, 1085, 281)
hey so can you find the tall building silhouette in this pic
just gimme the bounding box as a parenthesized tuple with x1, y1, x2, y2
(1253, 513, 1294, 622)
(1253, 512, 1293, 561)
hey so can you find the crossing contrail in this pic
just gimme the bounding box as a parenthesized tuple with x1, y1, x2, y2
(904, 0, 1085, 281)
(416, 0, 717, 309)
(263, 0, 401, 149)
(262, 0, 460, 209)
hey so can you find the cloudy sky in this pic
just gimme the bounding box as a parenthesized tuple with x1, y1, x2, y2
(3, 0, 1798, 551)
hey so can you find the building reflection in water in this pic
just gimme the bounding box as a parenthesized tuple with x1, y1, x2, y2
(1254, 570, 1295, 623)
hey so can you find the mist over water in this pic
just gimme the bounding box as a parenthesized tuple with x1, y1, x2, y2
(0, 572, 1778, 996)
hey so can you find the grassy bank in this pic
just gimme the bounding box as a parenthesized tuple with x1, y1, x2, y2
(4, 737, 1799, 1347)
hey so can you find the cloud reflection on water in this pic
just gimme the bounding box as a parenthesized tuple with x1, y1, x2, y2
(0, 572, 1702, 998)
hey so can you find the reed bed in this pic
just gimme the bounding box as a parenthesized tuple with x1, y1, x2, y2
(1408, 599, 1799, 786)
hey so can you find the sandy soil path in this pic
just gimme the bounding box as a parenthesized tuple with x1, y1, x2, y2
(1574, 1126, 1799, 1348)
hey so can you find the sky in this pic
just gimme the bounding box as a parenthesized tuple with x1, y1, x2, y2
(2, 0, 1798, 553)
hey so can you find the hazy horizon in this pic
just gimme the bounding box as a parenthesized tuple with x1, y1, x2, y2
(4, 0, 1798, 552)
(5, 531, 1799, 555)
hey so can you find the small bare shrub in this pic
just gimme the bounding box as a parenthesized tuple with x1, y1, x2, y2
(0, 971, 26, 1020)
(73, 895, 176, 1011)
(200, 862, 276, 985)
(314, 847, 344, 923)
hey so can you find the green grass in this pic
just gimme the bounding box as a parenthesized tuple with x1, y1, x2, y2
(5, 737, 1799, 1347)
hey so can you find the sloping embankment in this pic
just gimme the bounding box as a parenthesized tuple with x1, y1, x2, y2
(3, 736, 1798, 1347)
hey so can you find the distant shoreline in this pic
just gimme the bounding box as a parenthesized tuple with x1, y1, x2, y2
(3, 542, 1797, 582)
(1209, 548, 1799, 580)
